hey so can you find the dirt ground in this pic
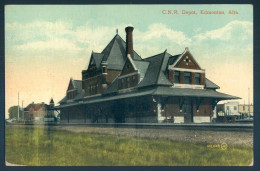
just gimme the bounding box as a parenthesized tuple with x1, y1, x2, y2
(53, 125, 253, 147)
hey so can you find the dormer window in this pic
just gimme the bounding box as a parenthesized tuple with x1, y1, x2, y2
(195, 73, 200, 85)
(174, 71, 180, 83)
(184, 72, 191, 84)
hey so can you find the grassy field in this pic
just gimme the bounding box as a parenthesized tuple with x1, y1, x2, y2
(5, 126, 253, 166)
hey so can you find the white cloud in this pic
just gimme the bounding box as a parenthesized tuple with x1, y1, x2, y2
(16, 38, 82, 52)
(194, 20, 253, 41)
(6, 21, 74, 43)
(137, 23, 191, 45)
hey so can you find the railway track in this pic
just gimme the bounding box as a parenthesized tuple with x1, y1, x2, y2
(6, 122, 253, 132)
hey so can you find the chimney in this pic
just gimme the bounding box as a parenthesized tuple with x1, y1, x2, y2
(125, 26, 134, 59)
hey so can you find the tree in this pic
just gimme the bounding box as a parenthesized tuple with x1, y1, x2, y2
(8, 106, 23, 120)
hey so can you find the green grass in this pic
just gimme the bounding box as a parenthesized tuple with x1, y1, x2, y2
(5, 126, 253, 166)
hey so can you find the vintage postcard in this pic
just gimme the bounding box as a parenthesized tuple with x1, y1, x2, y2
(5, 5, 253, 166)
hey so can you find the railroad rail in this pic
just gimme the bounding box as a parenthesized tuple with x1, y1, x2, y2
(6, 122, 253, 132)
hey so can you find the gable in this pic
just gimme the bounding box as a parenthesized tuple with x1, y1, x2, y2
(175, 51, 201, 70)
(86, 53, 97, 70)
(120, 57, 137, 76)
(67, 80, 74, 91)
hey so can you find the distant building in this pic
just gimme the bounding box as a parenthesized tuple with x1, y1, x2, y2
(216, 102, 239, 117)
(238, 104, 253, 117)
(23, 99, 55, 121)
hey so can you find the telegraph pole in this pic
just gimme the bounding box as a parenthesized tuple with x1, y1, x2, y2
(248, 88, 250, 116)
(22, 100, 24, 122)
(18, 92, 19, 121)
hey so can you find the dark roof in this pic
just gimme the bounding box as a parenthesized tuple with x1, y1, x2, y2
(100, 34, 142, 70)
(92, 52, 104, 69)
(24, 103, 49, 111)
(133, 60, 150, 80)
(167, 54, 181, 66)
(103, 57, 150, 95)
(153, 87, 240, 99)
(55, 86, 240, 109)
(59, 79, 84, 104)
(205, 78, 220, 89)
(55, 88, 156, 109)
(103, 76, 119, 95)
(58, 96, 67, 104)
(72, 79, 82, 93)
(138, 51, 172, 88)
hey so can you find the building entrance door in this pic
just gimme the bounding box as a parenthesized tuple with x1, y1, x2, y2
(183, 99, 193, 123)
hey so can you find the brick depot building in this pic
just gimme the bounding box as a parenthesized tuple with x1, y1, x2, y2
(55, 26, 239, 124)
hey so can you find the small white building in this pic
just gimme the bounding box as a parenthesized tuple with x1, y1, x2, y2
(216, 101, 239, 117)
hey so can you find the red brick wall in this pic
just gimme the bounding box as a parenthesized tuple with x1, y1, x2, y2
(106, 70, 121, 83)
(164, 97, 213, 117)
(180, 71, 184, 84)
(192, 98, 212, 116)
(191, 72, 195, 85)
(121, 59, 137, 76)
(200, 73, 205, 85)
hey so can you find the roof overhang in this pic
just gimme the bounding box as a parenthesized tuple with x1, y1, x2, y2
(54, 86, 240, 109)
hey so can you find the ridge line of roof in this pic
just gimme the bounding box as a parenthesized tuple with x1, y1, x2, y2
(101, 34, 118, 61)
(143, 51, 166, 60)
(155, 50, 168, 85)
(115, 35, 126, 60)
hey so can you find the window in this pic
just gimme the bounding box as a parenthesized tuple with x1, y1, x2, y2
(243, 106, 245, 110)
(90, 85, 92, 95)
(119, 79, 122, 89)
(174, 71, 180, 83)
(96, 84, 98, 94)
(132, 75, 135, 87)
(121, 79, 124, 89)
(234, 106, 237, 110)
(102, 67, 106, 73)
(88, 87, 91, 95)
(227, 106, 229, 110)
(184, 72, 191, 84)
(126, 77, 130, 88)
(195, 73, 200, 85)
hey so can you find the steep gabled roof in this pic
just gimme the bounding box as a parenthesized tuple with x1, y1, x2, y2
(73, 80, 82, 92)
(138, 51, 172, 88)
(92, 52, 104, 69)
(102, 76, 119, 95)
(133, 60, 150, 80)
(68, 78, 82, 93)
(100, 34, 142, 70)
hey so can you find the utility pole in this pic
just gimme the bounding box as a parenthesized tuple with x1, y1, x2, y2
(18, 92, 19, 121)
(248, 88, 250, 117)
(22, 100, 24, 122)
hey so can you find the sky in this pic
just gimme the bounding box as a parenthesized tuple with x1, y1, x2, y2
(5, 5, 253, 118)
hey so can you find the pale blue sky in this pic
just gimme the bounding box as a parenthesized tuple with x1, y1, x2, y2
(5, 5, 253, 117)
(6, 5, 252, 35)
